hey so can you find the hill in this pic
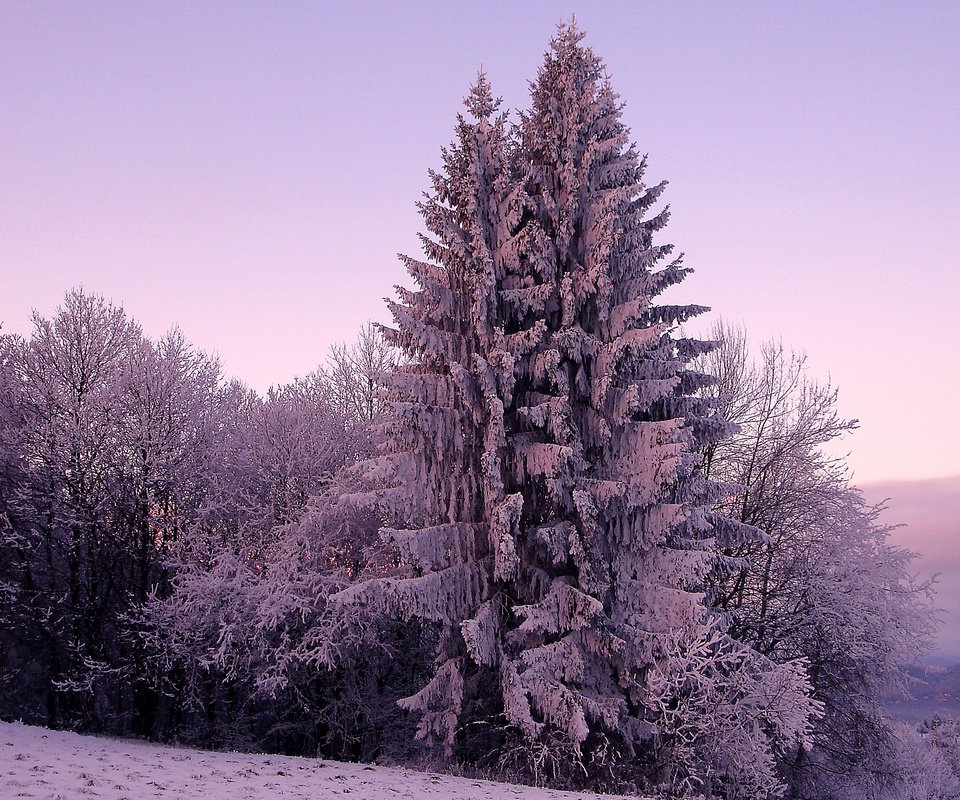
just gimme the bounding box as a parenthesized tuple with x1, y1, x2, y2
(886, 663, 960, 723)
(0, 721, 644, 800)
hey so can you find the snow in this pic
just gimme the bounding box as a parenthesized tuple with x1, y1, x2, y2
(0, 721, 643, 800)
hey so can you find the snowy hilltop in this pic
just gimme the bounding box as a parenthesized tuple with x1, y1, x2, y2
(0, 721, 645, 800)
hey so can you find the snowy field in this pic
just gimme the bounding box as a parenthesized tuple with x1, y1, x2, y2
(0, 721, 642, 800)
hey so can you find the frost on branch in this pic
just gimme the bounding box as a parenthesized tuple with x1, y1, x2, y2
(647, 628, 820, 799)
(397, 658, 465, 753)
(332, 22, 817, 785)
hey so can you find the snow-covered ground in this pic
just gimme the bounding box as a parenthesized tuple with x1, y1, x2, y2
(0, 721, 642, 799)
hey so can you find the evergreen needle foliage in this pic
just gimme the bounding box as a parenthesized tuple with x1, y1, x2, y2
(333, 23, 817, 794)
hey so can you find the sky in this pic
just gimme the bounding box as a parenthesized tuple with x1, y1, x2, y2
(2, 1, 958, 626)
(2, 1, 958, 485)
(865, 478, 960, 662)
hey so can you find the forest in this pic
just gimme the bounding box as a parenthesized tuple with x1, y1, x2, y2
(1, 22, 957, 800)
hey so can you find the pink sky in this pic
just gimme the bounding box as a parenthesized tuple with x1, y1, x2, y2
(2, 1, 958, 486)
(864, 478, 960, 662)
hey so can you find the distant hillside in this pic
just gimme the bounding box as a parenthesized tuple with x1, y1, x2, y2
(886, 663, 960, 723)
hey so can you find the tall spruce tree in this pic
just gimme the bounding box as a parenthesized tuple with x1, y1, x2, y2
(337, 23, 815, 790)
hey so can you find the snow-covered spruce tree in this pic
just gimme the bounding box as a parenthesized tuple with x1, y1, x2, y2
(337, 24, 815, 791)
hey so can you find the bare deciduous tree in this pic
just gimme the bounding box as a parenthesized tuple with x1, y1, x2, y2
(697, 320, 937, 798)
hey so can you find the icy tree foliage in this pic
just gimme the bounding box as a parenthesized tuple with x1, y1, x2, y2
(0, 290, 402, 752)
(0, 290, 224, 731)
(325, 322, 400, 424)
(334, 24, 816, 791)
(134, 327, 408, 756)
(647, 628, 819, 798)
(697, 322, 939, 799)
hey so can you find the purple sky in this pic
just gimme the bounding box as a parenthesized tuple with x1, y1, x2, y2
(1, 1, 958, 663)
(2, 2, 958, 487)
